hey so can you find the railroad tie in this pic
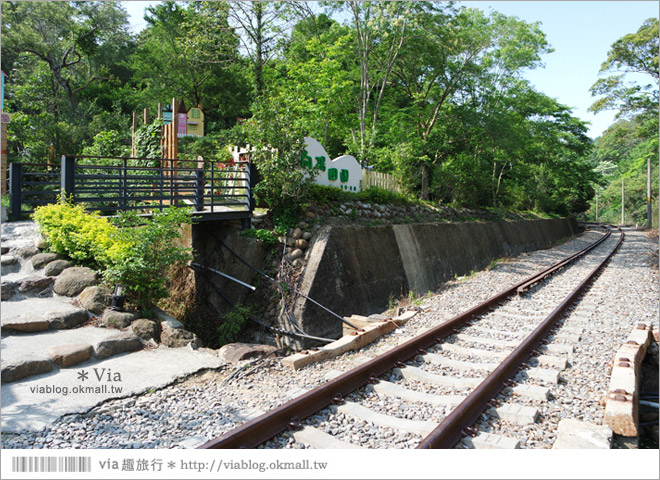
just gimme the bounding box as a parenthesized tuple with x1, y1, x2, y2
(524, 367, 560, 384)
(467, 325, 529, 338)
(511, 384, 551, 401)
(292, 426, 364, 449)
(533, 354, 568, 370)
(420, 353, 498, 372)
(489, 403, 539, 425)
(396, 365, 484, 388)
(539, 343, 574, 355)
(438, 343, 508, 360)
(330, 402, 437, 437)
(369, 381, 466, 408)
(464, 432, 521, 449)
(455, 333, 519, 348)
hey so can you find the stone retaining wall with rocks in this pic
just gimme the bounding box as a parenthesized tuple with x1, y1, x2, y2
(283, 217, 578, 348)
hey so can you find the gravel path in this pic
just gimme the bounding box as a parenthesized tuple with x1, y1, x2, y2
(2, 226, 657, 449)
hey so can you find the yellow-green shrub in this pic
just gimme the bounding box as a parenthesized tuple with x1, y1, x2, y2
(103, 208, 193, 308)
(32, 199, 116, 266)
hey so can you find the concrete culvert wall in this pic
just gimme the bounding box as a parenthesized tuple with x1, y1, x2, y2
(167, 221, 268, 348)
(285, 218, 578, 348)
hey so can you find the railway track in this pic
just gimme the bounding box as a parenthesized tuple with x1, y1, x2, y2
(200, 224, 624, 449)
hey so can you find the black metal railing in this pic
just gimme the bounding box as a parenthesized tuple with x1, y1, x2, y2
(8, 155, 255, 222)
(8, 163, 61, 220)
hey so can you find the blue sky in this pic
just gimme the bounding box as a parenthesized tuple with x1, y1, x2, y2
(123, 1, 659, 139)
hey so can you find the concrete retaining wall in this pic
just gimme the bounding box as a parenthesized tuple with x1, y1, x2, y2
(285, 218, 578, 347)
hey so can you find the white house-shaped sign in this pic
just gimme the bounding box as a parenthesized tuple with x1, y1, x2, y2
(301, 137, 362, 192)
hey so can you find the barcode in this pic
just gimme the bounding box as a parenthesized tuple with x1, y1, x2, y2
(11, 456, 91, 473)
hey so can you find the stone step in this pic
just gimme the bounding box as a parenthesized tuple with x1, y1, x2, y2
(2, 346, 226, 432)
(0, 327, 144, 383)
(1, 297, 78, 332)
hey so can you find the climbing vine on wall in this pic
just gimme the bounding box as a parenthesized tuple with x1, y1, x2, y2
(134, 120, 164, 162)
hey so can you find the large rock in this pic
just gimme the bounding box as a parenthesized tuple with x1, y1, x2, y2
(79, 286, 112, 314)
(1, 281, 18, 301)
(102, 309, 139, 329)
(94, 333, 143, 359)
(218, 343, 280, 365)
(286, 248, 304, 262)
(53, 267, 98, 297)
(46, 343, 94, 367)
(1, 254, 19, 265)
(45, 307, 89, 329)
(18, 275, 55, 294)
(131, 319, 160, 341)
(154, 308, 184, 330)
(44, 259, 74, 277)
(30, 252, 61, 270)
(14, 245, 39, 259)
(34, 236, 48, 250)
(161, 327, 202, 348)
(1, 358, 54, 383)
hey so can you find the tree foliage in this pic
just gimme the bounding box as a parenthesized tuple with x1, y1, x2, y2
(587, 18, 659, 225)
(2, 1, 613, 217)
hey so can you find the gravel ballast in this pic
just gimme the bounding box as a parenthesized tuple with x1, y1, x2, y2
(1, 227, 657, 449)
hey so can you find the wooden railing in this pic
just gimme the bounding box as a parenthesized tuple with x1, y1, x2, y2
(361, 169, 402, 194)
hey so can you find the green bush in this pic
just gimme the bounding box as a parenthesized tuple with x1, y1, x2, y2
(357, 187, 410, 205)
(33, 200, 193, 308)
(103, 207, 193, 308)
(32, 198, 116, 266)
(82, 130, 129, 158)
(308, 184, 351, 204)
(241, 228, 278, 245)
(217, 305, 251, 346)
(308, 184, 412, 207)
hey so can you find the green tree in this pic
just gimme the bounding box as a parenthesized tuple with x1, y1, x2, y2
(132, 1, 249, 130)
(588, 18, 659, 225)
(2, 1, 133, 161)
(1, 1, 130, 109)
(589, 18, 659, 119)
(227, 1, 288, 98)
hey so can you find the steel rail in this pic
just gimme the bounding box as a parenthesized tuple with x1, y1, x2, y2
(417, 225, 624, 449)
(199, 225, 612, 449)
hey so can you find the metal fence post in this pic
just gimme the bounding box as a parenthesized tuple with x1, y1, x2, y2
(60, 155, 75, 201)
(120, 158, 127, 210)
(8, 162, 22, 221)
(248, 162, 257, 212)
(194, 167, 204, 212)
